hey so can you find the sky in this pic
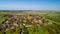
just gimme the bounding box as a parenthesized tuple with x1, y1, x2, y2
(0, 0, 60, 10)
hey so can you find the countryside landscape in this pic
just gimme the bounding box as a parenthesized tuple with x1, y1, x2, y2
(0, 0, 60, 34)
(0, 10, 60, 34)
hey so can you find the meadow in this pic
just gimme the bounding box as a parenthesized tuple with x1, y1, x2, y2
(0, 11, 60, 34)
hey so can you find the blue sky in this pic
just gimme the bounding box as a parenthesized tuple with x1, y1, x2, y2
(0, 0, 60, 10)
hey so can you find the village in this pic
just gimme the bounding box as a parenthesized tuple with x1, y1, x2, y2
(0, 14, 54, 34)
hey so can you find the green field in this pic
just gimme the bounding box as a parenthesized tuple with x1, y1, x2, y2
(0, 11, 60, 34)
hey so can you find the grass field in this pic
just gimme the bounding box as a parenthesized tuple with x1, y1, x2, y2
(0, 11, 60, 34)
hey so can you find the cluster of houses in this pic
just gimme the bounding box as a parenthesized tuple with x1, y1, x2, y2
(0, 15, 53, 34)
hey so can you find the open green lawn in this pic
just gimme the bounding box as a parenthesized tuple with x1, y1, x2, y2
(0, 17, 9, 24)
(0, 17, 6, 24)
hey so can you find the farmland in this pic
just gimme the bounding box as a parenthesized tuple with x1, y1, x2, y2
(0, 10, 60, 34)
